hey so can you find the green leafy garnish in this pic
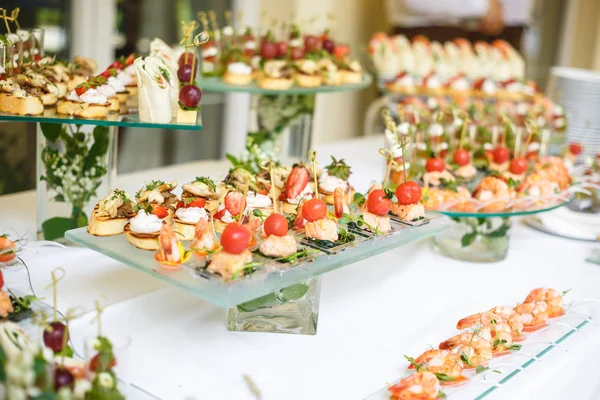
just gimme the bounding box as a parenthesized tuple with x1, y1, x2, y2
(434, 373, 455, 382)
(325, 156, 352, 180)
(338, 213, 381, 235)
(274, 248, 315, 263)
(403, 355, 423, 371)
(439, 178, 458, 192)
(110, 189, 130, 202)
(194, 176, 216, 192)
(229, 262, 262, 281)
(337, 228, 356, 243)
(476, 365, 488, 374)
(135, 180, 166, 198)
(561, 288, 571, 297)
(353, 192, 365, 207)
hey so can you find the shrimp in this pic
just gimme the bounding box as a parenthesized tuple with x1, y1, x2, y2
(440, 328, 492, 367)
(423, 170, 456, 188)
(524, 288, 564, 318)
(457, 306, 523, 339)
(156, 224, 181, 263)
(259, 235, 297, 258)
(333, 187, 346, 219)
(517, 173, 559, 201)
(514, 301, 548, 331)
(0, 236, 16, 263)
(472, 176, 510, 212)
(535, 157, 571, 190)
(388, 371, 440, 400)
(408, 350, 465, 382)
(305, 218, 338, 242)
(191, 219, 215, 251)
(0, 291, 14, 318)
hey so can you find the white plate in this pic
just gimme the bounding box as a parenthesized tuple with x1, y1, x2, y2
(523, 207, 600, 241)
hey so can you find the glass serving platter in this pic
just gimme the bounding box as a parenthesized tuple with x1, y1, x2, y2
(364, 302, 599, 400)
(65, 211, 448, 308)
(0, 109, 203, 130)
(436, 197, 571, 219)
(197, 74, 373, 95)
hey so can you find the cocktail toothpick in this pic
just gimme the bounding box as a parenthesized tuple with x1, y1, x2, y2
(180, 20, 199, 58)
(44, 267, 66, 322)
(197, 11, 209, 32)
(523, 119, 537, 158)
(0, 9, 12, 34)
(184, 31, 209, 85)
(90, 299, 108, 337)
(259, 160, 278, 214)
(513, 126, 523, 158)
(308, 150, 319, 199)
(208, 10, 221, 41)
(379, 148, 398, 188)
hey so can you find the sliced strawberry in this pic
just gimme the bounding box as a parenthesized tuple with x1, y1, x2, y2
(109, 61, 122, 70)
(214, 208, 226, 221)
(99, 70, 111, 78)
(151, 204, 169, 219)
(125, 54, 135, 66)
(293, 202, 306, 230)
(334, 188, 344, 219)
(285, 165, 310, 200)
(75, 84, 87, 96)
(176, 201, 185, 209)
(224, 192, 246, 216)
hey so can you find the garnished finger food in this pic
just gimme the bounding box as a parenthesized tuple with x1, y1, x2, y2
(124, 209, 164, 250)
(154, 223, 190, 269)
(87, 189, 136, 236)
(259, 213, 298, 259)
(207, 222, 254, 280)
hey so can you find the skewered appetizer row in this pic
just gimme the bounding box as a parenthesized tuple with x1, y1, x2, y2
(195, 10, 364, 89)
(368, 34, 534, 101)
(388, 288, 568, 399)
(381, 108, 572, 213)
(86, 150, 428, 281)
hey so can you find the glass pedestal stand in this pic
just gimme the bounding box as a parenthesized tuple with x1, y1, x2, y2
(0, 111, 203, 242)
(227, 278, 321, 335)
(430, 201, 570, 263)
(198, 76, 372, 164)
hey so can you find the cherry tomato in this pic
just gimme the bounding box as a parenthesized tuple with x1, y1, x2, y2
(125, 54, 135, 66)
(109, 61, 122, 70)
(367, 189, 392, 216)
(453, 149, 470, 167)
(75, 85, 87, 96)
(509, 158, 528, 175)
(302, 198, 328, 222)
(264, 213, 289, 237)
(186, 198, 206, 208)
(396, 181, 422, 205)
(151, 204, 169, 219)
(176, 201, 185, 209)
(99, 70, 111, 78)
(260, 41, 278, 60)
(221, 223, 250, 254)
(493, 146, 510, 164)
(89, 353, 117, 372)
(425, 158, 445, 172)
(569, 142, 583, 155)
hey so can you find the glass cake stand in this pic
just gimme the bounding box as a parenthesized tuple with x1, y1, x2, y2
(0, 111, 202, 242)
(66, 211, 448, 335)
(430, 200, 571, 263)
(197, 75, 372, 163)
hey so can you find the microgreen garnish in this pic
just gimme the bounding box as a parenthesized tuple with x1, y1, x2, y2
(403, 355, 423, 371)
(229, 262, 261, 281)
(353, 192, 365, 207)
(253, 209, 267, 221)
(338, 213, 381, 235)
(325, 156, 351, 181)
(110, 189, 130, 202)
(439, 178, 458, 192)
(507, 177, 520, 189)
(438, 391, 447, 399)
(561, 288, 571, 297)
(274, 248, 316, 263)
(135, 180, 166, 198)
(194, 176, 216, 192)
(337, 228, 355, 243)
(475, 365, 488, 374)
(460, 353, 473, 367)
(434, 373, 455, 382)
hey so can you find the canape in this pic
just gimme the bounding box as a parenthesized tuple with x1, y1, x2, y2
(154, 223, 190, 269)
(317, 58, 342, 86)
(386, 72, 416, 95)
(124, 209, 164, 250)
(294, 59, 321, 88)
(318, 156, 354, 205)
(391, 181, 425, 222)
(68, 56, 97, 91)
(0, 80, 44, 116)
(135, 180, 179, 222)
(259, 213, 298, 259)
(181, 177, 224, 213)
(214, 190, 247, 233)
(57, 76, 111, 119)
(359, 185, 392, 234)
(257, 60, 293, 90)
(207, 223, 254, 280)
(134, 57, 172, 123)
(423, 157, 456, 188)
(173, 198, 209, 241)
(87, 189, 136, 236)
(303, 198, 339, 241)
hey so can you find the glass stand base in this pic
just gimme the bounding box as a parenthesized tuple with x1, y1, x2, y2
(227, 277, 321, 335)
(430, 216, 511, 263)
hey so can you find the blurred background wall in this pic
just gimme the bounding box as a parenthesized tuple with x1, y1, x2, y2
(1, 0, 599, 195)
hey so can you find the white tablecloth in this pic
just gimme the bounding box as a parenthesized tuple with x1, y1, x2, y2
(2, 136, 600, 400)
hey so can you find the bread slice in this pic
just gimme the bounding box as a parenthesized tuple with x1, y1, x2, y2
(67, 75, 86, 92)
(213, 219, 228, 233)
(223, 72, 253, 86)
(258, 77, 294, 90)
(174, 218, 196, 241)
(87, 207, 128, 236)
(281, 201, 299, 215)
(0, 93, 44, 115)
(108, 97, 120, 113)
(319, 187, 355, 205)
(386, 83, 417, 95)
(115, 91, 129, 103)
(340, 70, 362, 84)
(56, 100, 110, 118)
(295, 74, 322, 88)
(55, 82, 67, 98)
(124, 224, 160, 250)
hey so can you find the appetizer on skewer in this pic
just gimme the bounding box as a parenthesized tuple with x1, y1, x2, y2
(318, 156, 354, 205)
(392, 181, 425, 223)
(190, 218, 218, 254)
(259, 213, 298, 259)
(154, 223, 191, 269)
(207, 222, 254, 280)
(87, 189, 136, 236)
(214, 190, 247, 232)
(282, 164, 314, 214)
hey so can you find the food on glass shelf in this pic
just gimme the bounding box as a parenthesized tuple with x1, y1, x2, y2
(362, 185, 392, 234)
(35, 57, 71, 98)
(257, 60, 294, 90)
(439, 327, 493, 368)
(317, 58, 342, 86)
(222, 48, 254, 85)
(173, 197, 209, 241)
(282, 164, 314, 214)
(388, 371, 440, 400)
(177, 83, 202, 123)
(303, 198, 339, 241)
(392, 181, 425, 222)
(124, 209, 165, 250)
(190, 218, 218, 254)
(472, 176, 510, 212)
(207, 222, 254, 280)
(423, 157, 455, 188)
(134, 57, 172, 123)
(524, 287, 564, 318)
(0, 235, 17, 263)
(150, 38, 179, 71)
(0, 77, 44, 115)
(146, 55, 179, 116)
(294, 58, 322, 88)
(154, 223, 190, 268)
(182, 176, 224, 213)
(259, 213, 298, 259)
(407, 349, 467, 385)
(135, 180, 179, 222)
(87, 189, 136, 236)
(318, 157, 354, 205)
(245, 190, 274, 219)
(68, 56, 98, 91)
(57, 75, 113, 118)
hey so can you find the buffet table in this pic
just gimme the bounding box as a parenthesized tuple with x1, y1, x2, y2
(2, 135, 600, 400)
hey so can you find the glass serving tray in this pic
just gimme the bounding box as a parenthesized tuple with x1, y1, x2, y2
(0, 109, 203, 130)
(436, 198, 571, 219)
(364, 302, 599, 400)
(65, 211, 448, 308)
(197, 74, 373, 95)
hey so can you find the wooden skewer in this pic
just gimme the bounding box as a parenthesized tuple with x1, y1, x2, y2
(308, 150, 319, 199)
